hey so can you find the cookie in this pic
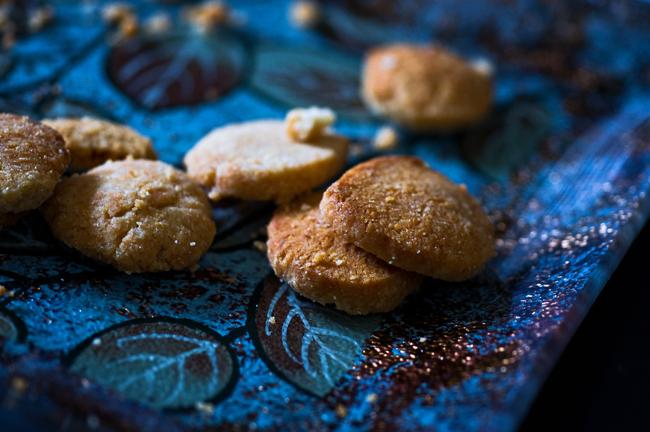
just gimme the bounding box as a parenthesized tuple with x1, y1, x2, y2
(42, 159, 216, 273)
(362, 44, 493, 131)
(267, 192, 422, 315)
(320, 156, 495, 281)
(43, 117, 156, 171)
(0, 113, 70, 215)
(184, 120, 348, 202)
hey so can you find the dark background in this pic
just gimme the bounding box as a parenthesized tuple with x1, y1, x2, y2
(521, 223, 650, 431)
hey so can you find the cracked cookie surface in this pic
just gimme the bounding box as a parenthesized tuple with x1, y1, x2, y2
(267, 192, 422, 315)
(321, 156, 495, 281)
(42, 159, 216, 273)
(184, 120, 348, 202)
(0, 113, 70, 216)
(43, 117, 156, 171)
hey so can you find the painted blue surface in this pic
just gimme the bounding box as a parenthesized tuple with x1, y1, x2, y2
(1, 1, 650, 431)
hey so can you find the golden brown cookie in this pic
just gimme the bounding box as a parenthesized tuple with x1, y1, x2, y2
(0, 113, 70, 215)
(267, 192, 422, 315)
(362, 44, 493, 131)
(184, 120, 348, 202)
(43, 117, 156, 171)
(320, 156, 495, 281)
(42, 159, 216, 273)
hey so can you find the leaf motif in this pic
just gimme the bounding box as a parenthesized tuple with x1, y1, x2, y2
(250, 46, 371, 121)
(68, 319, 237, 409)
(107, 29, 247, 109)
(461, 100, 551, 180)
(251, 277, 380, 396)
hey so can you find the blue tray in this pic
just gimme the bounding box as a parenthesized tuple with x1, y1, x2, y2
(1, 1, 649, 431)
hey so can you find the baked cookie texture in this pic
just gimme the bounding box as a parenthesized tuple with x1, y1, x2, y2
(42, 159, 216, 273)
(0, 113, 70, 215)
(184, 120, 348, 202)
(267, 192, 422, 315)
(320, 156, 495, 281)
(43, 117, 156, 171)
(362, 44, 493, 131)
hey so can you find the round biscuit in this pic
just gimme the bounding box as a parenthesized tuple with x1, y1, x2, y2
(184, 120, 348, 202)
(267, 192, 422, 315)
(320, 156, 495, 281)
(0, 113, 70, 214)
(42, 159, 216, 273)
(362, 44, 492, 130)
(43, 117, 156, 171)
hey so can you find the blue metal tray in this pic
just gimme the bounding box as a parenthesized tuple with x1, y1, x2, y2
(1, 1, 649, 431)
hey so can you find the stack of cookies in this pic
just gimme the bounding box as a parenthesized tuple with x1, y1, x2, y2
(267, 156, 495, 315)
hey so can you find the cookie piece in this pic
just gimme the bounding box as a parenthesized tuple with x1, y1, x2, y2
(362, 44, 493, 130)
(267, 192, 422, 315)
(0, 113, 70, 215)
(184, 120, 348, 202)
(320, 156, 495, 281)
(285, 106, 335, 142)
(42, 160, 216, 273)
(43, 117, 156, 171)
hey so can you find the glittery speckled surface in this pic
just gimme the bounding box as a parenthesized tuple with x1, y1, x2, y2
(1, 1, 650, 431)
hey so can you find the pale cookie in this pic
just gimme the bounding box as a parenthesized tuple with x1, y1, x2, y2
(362, 44, 493, 130)
(320, 156, 495, 281)
(0, 113, 70, 215)
(184, 120, 348, 202)
(42, 160, 216, 273)
(43, 117, 156, 171)
(267, 192, 422, 315)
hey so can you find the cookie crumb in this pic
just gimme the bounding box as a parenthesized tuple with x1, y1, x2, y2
(365, 393, 378, 403)
(289, 1, 320, 29)
(11, 377, 28, 394)
(373, 126, 398, 151)
(0, 284, 6, 297)
(268, 316, 276, 325)
(118, 15, 139, 39)
(286, 107, 336, 142)
(471, 58, 494, 76)
(335, 404, 347, 418)
(28, 6, 54, 33)
(195, 401, 215, 415)
(144, 12, 171, 34)
(184, 1, 231, 33)
(253, 240, 267, 253)
(102, 3, 132, 24)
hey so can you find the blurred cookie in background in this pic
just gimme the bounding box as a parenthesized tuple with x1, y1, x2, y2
(362, 44, 493, 131)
